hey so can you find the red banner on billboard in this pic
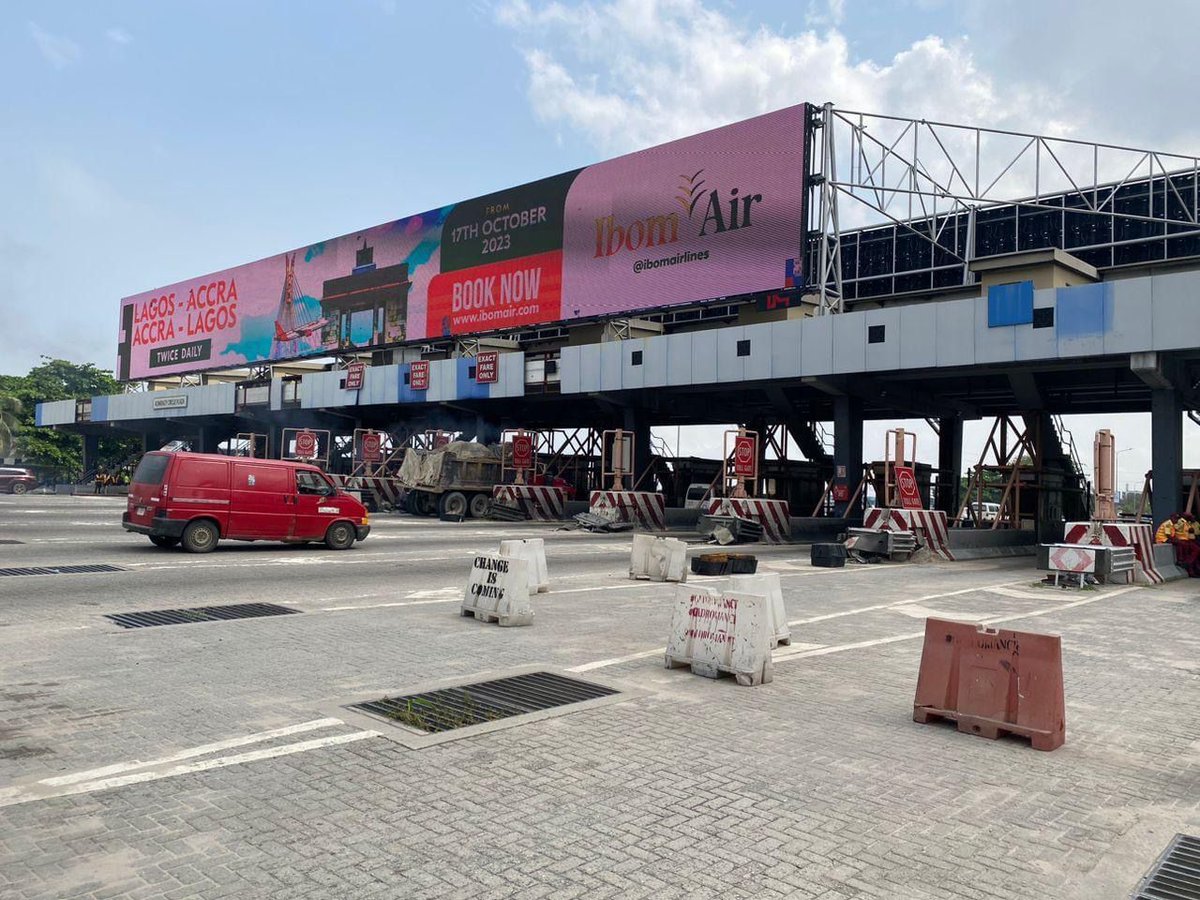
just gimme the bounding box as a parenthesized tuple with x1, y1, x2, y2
(475, 351, 499, 384)
(895, 465, 923, 509)
(409, 361, 429, 391)
(733, 435, 757, 479)
(512, 434, 534, 470)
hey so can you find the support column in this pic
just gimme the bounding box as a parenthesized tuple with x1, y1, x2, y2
(81, 434, 100, 479)
(833, 396, 863, 519)
(195, 426, 218, 454)
(937, 417, 963, 516)
(1151, 388, 1183, 527)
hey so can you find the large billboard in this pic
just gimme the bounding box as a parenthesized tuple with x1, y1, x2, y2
(118, 104, 808, 380)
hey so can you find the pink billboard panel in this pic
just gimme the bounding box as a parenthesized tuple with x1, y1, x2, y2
(118, 104, 807, 380)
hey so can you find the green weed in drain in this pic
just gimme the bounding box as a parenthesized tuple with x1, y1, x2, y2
(379, 690, 503, 731)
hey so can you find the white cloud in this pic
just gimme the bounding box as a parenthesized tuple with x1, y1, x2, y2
(106, 27, 133, 45)
(28, 21, 81, 70)
(496, 0, 1067, 156)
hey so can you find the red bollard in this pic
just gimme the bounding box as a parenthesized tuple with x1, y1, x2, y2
(912, 618, 1066, 751)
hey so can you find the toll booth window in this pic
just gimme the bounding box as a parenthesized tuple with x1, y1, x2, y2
(868, 325, 886, 343)
(1033, 307, 1054, 328)
(631, 350, 643, 366)
(296, 470, 329, 495)
(736, 340, 751, 357)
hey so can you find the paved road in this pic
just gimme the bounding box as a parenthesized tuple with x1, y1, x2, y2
(1, 495, 1197, 899)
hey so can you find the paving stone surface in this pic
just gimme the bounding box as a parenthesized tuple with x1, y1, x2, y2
(0, 495, 1197, 899)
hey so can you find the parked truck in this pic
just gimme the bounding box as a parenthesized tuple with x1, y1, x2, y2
(397, 441, 503, 518)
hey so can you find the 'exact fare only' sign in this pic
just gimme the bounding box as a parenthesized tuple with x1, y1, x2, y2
(475, 351, 499, 384)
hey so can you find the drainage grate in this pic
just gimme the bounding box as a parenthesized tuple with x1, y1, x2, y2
(350, 671, 619, 734)
(105, 602, 299, 629)
(1133, 834, 1200, 899)
(0, 564, 125, 577)
(0, 539, 24, 545)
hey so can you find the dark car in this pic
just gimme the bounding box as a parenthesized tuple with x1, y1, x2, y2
(0, 467, 37, 494)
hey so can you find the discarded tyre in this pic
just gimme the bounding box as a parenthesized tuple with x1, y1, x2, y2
(691, 554, 728, 576)
(811, 543, 847, 568)
(727, 554, 758, 574)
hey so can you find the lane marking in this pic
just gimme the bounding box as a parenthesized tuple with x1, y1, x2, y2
(785, 581, 1024, 626)
(322, 581, 665, 611)
(568, 583, 1139, 674)
(0, 731, 377, 809)
(38, 717, 343, 787)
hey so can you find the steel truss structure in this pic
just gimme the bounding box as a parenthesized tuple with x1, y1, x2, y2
(809, 102, 1200, 313)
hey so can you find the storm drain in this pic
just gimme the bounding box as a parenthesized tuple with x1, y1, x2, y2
(0, 564, 125, 577)
(349, 671, 619, 734)
(1133, 834, 1200, 899)
(0, 539, 24, 545)
(105, 602, 299, 629)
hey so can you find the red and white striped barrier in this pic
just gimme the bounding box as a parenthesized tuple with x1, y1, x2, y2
(590, 490, 667, 531)
(331, 474, 404, 509)
(863, 508, 955, 561)
(702, 498, 792, 544)
(1063, 521, 1162, 584)
(492, 485, 566, 521)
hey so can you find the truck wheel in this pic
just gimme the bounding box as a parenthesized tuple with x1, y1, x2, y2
(149, 535, 180, 549)
(439, 491, 468, 519)
(468, 493, 490, 518)
(181, 519, 219, 554)
(11, 482, 28, 495)
(416, 492, 437, 517)
(324, 521, 356, 550)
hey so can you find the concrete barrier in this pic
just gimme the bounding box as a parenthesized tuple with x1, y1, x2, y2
(629, 534, 688, 583)
(461, 553, 533, 626)
(727, 573, 791, 648)
(589, 490, 667, 530)
(664, 585, 773, 686)
(499, 538, 549, 594)
(913, 617, 1065, 751)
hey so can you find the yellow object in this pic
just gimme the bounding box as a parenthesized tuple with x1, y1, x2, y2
(1155, 519, 1177, 543)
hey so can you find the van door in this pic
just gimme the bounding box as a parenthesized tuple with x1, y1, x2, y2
(228, 463, 294, 539)
(168, 457, 231, 528)
(293, 468, 337, 540)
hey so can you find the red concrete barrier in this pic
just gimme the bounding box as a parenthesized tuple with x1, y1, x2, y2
(912, 617, 1065, 751)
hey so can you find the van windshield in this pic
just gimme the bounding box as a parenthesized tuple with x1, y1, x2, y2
(131, 454, 169, 485)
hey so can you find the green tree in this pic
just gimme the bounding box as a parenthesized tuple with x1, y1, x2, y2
(0, 394, 21, 457)
(1, 358, 138, 480)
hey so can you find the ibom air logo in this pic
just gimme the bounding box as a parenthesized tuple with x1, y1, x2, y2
(593, 168, 764, 258)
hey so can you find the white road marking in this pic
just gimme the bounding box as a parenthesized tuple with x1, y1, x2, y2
(0, 730, 377, 809)
(784, 581, 1024, 627)
(39, 717, 344, 787)
(567, 583, 1139, 674)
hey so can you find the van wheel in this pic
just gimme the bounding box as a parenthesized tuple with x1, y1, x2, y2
(181, 520, 219, 553)
(324, 521, 356, 550)
(149, 535, 180, 549)
(11, 482, 28, 495)
(468, 493, 490, 518)
(439, 491, 468, 519)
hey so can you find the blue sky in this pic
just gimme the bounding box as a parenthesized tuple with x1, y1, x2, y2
(4, 0, 1199, 473)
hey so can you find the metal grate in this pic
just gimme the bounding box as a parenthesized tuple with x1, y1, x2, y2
(0, 539, 24, 545)
(350, 671, 619, 734)
(1133, 834, 1200, 899)
(105, 602, 299, 629)
(0, 564, 125, 577)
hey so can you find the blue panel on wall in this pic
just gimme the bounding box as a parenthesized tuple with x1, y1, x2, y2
(397, 364, 424, 403)
(92, 395, 109, 422)
(1055, 283, 1109, 336)
(987, 281, 1034, 327)
(456, 358, 489, 400)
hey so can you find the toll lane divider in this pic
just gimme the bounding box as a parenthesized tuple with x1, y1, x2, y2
(701, 498, 791, 543)
(589, 490, 667, 531)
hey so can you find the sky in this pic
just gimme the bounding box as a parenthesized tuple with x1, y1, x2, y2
(3, 0, 1199, 480)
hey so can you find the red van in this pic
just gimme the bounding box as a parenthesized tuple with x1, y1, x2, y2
(122, 451, 370, 553)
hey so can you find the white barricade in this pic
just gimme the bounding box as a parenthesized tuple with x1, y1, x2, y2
(629, 534, 688, 583)
(664, 585, 773, 686)
(461, 553, 533, 626)
(727, 573, 790, 648)
(499, 538, 549, 594)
